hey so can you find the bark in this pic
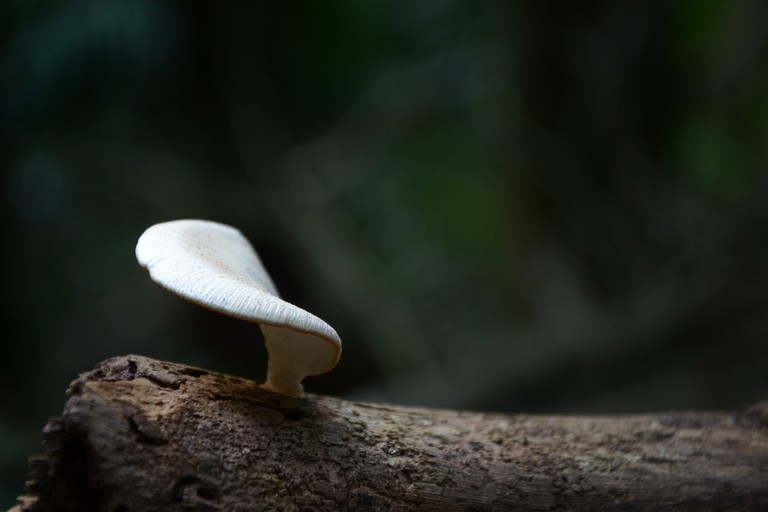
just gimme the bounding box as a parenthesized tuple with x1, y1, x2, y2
(10, 355, 768, 512)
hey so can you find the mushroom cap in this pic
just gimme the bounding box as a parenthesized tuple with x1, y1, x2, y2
(135, 219, 341, 383)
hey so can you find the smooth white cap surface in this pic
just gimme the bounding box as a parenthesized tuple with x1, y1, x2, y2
(136, 219, 341, 395)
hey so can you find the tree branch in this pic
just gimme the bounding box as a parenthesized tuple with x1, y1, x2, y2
(11, 355, 768, 511)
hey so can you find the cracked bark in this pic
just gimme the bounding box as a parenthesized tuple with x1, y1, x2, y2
(10, 355, 768, 511)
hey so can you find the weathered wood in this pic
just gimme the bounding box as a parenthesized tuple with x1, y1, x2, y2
(11, 355, 768, 511)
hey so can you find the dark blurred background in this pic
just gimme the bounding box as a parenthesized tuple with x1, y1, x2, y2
(3, 0, 768, 504)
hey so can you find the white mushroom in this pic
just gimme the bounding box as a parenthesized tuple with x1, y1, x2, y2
(135, 219, 341, 397)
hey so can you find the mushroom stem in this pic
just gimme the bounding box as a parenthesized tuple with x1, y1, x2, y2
(258, 324, 339, 397)
(261, 359, 304, 397)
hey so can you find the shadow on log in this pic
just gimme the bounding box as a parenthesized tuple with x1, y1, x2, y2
(10, 355, 768, 511)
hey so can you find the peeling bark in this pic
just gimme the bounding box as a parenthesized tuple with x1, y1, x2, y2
(10, 355, 768, 511)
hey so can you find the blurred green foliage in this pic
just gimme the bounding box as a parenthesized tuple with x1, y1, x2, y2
(3, 0, 768, 505)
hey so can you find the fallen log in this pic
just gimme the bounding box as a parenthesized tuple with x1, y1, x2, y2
(11, 355, 768, 511)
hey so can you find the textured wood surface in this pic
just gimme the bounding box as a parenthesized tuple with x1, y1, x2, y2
(11, 355, 768, 511)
